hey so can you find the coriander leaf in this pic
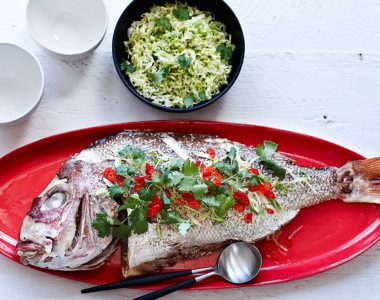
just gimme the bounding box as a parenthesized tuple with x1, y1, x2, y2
(201, 196, 220, 208)
(216, 44, 233, 61)
(118, 196, 140, 211)
(199, 89, 206, 101)
(149, 71, 164, 83)
(178, 222, 191, 235)
(231, 160, 239, 174)
(163, 157, 184, 171)
(113, 223, 131, 241)
(256, 144, 264, 158)
(93, 212, 112, 238)
(138, 186, 155, 202)
(183, 95, 195, 108)
(160, 210, 186, 224)
(153, 29, 165, 37)
(155, 17, 172, 30)
(163, 66, 171, 78)
(260, 159, 286, 180)
(164, 171, 185, 187)
(118, 145, 145, 160)
(151, 172, 163, 185)
(263, 141, 278, 158)
(116, 165, 128, 176)
(190, 183, 208, 198)
(172, 7, 190, 20)
(129, 206, 148, 234)
(162, 192, 171, 205)
(227, 147, 237, 162)
(214, 162, 232, 175)
(183, 159, 198, 176)
(215, 195, 234, 217)
(178, 54, 192, 69)
(121, 61, 136, 73)
(178, 176, 197, 192)
(109, 185, 126, 198)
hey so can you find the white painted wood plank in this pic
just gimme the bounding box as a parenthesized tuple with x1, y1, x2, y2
(0, 0, 379, 299)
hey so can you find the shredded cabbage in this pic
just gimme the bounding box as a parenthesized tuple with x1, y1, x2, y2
(123, 3, 234, 108)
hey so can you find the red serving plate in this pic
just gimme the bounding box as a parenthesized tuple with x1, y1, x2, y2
(0, 121, 379, 289)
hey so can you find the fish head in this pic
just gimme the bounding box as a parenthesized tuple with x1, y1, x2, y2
(17, 159, 118, 270)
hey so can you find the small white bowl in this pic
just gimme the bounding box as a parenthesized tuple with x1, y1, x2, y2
(26, 0, 108, 60)
(0, 43, 44, 125)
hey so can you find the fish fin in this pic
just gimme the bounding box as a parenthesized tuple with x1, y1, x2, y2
(337, 158, 380, 204)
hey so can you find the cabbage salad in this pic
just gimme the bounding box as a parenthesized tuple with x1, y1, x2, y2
(122, 3, 235, 108)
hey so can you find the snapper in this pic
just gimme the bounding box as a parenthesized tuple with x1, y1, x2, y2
(16, 130, 380, 277)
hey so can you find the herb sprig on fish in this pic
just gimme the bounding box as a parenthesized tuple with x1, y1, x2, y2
(93, 141, 291, 241)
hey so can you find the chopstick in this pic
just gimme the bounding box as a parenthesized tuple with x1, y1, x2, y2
(81, 267, 213, 293)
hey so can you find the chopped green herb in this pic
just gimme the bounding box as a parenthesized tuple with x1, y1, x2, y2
(93, 212, 112, 238)
(216, 44, 234, 61)
(155, 16, 172, 30)
(109, 185, 126, 198)
(172, 7, 190, 20)
(178, 54, 192, 69)
(121, 61, 136, 73)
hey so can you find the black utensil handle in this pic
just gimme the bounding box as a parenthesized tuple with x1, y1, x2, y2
(133, 278, 197, 300)
(81, 269, 193, 293)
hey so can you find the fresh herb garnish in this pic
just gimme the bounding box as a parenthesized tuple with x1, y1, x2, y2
(155, 16, 172, 30)
(183, 95, 195, 108)
(94, 140, 292, 240)
(256, 141, 286, 179)
(121, 61, 136, 73)
(216, 44, 234, 61)
(173, 7, 190, 20)
(178, 54, 192, 69)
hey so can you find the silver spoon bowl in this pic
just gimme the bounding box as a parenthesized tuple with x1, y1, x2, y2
(134, 242, 262, 300)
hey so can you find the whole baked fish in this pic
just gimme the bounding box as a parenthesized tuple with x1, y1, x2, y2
(17, 130, 380, 276)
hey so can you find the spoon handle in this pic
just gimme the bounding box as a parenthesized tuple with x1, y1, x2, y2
(133, 271, 217, 300)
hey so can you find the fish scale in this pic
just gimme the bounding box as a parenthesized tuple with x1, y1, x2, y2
(16, 130, 380, 277)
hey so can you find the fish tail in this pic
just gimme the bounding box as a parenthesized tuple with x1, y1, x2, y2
(337, 158, 380, 204)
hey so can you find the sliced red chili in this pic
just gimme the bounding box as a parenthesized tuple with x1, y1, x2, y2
(164, 189, 171, 199)
(206, 148, 215, 159)
(260, 182, 272, 193)
(135, 176, 145, 183)
(181, 192, 194, 202)
(147, 205, 161, 218)
(145, 163, 155, 175)
(195, 160, 201, 166)
(265, 191, 275, 200)
(134, 185, 141, 192)
(234, 191, 249, 206)
(234, 202, 245, 212)
(187, 198, 201, 210)
(151, 195, 163, 207)
(243, 213, 253, 223)
(266, 208, 274, 214)
(117, 176, 125, 186)
(212, 178, 222, 187)
(247, 168, 259, 175)
(174, 198, 185, 205)
(103, 168, 117, 183)
(249, 185, 259, 192)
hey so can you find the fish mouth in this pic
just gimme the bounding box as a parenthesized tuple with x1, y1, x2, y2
(17, 240, 45, 261)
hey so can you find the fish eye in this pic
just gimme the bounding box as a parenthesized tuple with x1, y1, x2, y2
(45, 189, 68, 209)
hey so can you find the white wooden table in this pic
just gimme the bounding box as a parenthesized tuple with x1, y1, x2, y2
(1, 0, 379, 299)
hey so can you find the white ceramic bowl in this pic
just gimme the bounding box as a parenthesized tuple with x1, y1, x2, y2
(26, 0, 108, 60)
(0, 43, 44, 125)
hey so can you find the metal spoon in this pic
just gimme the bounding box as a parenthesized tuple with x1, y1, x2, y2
(133, 242, 262, 300)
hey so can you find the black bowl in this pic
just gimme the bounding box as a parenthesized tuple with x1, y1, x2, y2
(112, 0, 245, 112)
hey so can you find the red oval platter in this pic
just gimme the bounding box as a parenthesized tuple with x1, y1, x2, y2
(0, 121, 379, 290)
